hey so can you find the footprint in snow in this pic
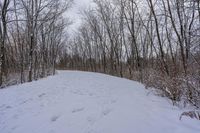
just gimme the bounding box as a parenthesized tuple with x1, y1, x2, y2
(110, 99, 117, 104)
(87, 116, 96, 125)
(51, 115, 60, 122)
(38, 93, 46, 98)
(70, 90, 84, 95)
(0, 105, 12, 111)
(19, 98, 33, 105)
(11, 126, 19, 131)
(6, 106, 12, 109)
(102, 108, 112, 116)
(72, 107, 85, 113)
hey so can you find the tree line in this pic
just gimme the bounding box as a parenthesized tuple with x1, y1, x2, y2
(58, 0, 200, 108)
(0, 0, 72, 87)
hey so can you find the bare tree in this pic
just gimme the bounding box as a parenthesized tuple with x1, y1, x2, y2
(0, 0, 10, 86)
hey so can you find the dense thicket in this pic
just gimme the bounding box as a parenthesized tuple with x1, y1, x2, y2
(58, 0, 200, 108)
(0, 0, 72, 87)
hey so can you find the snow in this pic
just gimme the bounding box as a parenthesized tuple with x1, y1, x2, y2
(0, 71, 199, 133)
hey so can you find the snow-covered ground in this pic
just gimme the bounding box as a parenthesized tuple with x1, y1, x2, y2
(0, 71, 199, 133)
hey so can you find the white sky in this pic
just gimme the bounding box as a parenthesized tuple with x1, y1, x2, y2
(66, 0, 93, 33)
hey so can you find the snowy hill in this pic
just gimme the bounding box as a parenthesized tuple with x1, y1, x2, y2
(0, 71, 199, 133)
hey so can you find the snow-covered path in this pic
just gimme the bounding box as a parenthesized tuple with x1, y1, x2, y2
(0, 71, 199, 133)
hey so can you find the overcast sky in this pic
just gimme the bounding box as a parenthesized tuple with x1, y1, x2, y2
(66, 0, 93, 33)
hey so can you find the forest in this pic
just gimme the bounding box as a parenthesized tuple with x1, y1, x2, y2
(0, 0, 72, 86)
(1, 0, 200, 108)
